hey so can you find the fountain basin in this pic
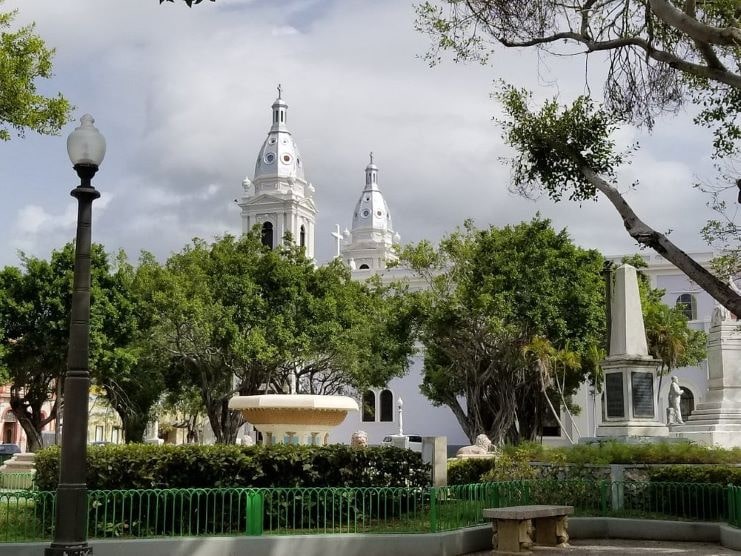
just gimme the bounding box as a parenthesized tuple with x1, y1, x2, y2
(229, 394, 358, 446)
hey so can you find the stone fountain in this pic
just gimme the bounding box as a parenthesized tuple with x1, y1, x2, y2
(228, 393, 358, 446)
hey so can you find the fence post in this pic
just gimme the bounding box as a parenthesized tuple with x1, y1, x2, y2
(429, 487, 438, 533)
(598, 480, 609, 514)
(246, 491, 264, 536)
(729, 485, 738, 528)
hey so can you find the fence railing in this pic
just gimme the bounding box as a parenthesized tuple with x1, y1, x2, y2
(1, 479, 740, 543)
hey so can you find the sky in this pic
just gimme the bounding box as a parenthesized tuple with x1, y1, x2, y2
(0, 0, 725, 269)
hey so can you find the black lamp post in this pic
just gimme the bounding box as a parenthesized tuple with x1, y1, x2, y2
(46, 114, 106, 556)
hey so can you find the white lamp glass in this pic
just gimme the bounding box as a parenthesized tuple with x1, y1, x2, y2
(66, 114, 106, 167)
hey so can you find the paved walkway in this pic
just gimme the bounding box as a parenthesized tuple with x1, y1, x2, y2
(465, 539, 740, 555)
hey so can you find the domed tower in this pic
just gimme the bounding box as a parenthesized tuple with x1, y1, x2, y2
(340, 153, 400, 271)
(239, 85, 317, 258)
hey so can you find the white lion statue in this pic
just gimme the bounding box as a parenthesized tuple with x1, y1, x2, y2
(456, 434, 495, 458)
(351, 430, 368, 449)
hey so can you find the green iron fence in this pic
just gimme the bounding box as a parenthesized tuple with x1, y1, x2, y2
(1, 479, 740, 543)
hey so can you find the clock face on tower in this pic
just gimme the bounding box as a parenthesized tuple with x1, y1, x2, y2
(361, 209, 370, 218)
(264, 152, 276, 164)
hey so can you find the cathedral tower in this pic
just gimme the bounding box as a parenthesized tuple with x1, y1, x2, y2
(340, 154, 399, 270)
(239, 86, 317, 258)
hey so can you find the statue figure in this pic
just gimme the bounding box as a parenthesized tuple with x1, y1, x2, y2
(667, 376, 685, 425)
(456, 434, 494, 458)
(351, 430, 368, 449)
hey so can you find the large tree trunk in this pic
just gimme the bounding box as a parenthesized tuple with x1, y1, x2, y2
(121, 413, 148, 443)
(578, 163, 741, 316)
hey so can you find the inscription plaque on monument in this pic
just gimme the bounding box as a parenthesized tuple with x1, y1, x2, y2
(631, 372, 655, 418)
(605, 373, 625, 418)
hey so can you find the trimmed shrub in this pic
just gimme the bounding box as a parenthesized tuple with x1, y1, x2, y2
(650, 465, 741, 485)
(35, 444, 431, 492)
(447, 458, 497, 485)
(526, 441, 741, 465)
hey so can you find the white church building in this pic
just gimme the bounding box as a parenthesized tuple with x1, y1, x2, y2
(236, 88, 720, 451)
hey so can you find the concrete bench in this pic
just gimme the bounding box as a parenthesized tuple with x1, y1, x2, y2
(483, 505, 574, 554)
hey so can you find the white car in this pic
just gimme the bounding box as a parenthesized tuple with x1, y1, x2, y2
(381, 434, 423, 453)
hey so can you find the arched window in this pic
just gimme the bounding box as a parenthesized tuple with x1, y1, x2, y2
(359, 264, 370, 270)
(362, 390, 376, 422)
(300, 225, 306, 248)
(261, 222, 274, 249)
(675, 293, 697, 320)
(380, 390, 393, 422)
(680, 388, 695, 420)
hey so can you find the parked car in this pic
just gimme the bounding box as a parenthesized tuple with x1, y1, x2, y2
(381, 434, 423, 453)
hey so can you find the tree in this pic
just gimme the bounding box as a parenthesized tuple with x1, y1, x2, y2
(0, 245, 162, 449)
(415, 0, 741, 315)
(0, 2, 71, 141)
(397, 217, 604, 444)
(144, 232, 416, 444)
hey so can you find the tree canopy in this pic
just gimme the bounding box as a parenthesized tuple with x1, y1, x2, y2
(397, 217, 605, 444)
(416, 0, 741, 314)
(0, 244, 149, 450)
(142, 232, 416, 443)
(0, 2, 71, 141)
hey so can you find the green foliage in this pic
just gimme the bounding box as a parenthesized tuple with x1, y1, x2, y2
(144, 232, 415, 443)
(34, 444, 431, 491)
(496, 86, 629, 203)
(0, 2, 71, 140)
(399, 217, 604, 444)
(513, 441, 741, 466)
(447, 458, 497, 485)
(650, 465, 741, 485)
(0, 244, 162, 448)
(480, 455, 537, 482)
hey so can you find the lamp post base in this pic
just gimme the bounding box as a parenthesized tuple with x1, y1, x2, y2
(45, 544, 92, 556)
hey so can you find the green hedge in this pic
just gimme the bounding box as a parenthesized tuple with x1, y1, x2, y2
(35, 444, 431, 491)
(650, 465, 741, 485)
(447, 458, 497, 485)
(504, 440, 741, 465)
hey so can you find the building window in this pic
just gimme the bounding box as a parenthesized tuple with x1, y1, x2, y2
(675, 293, 697, 320)
(380, 390, 393, 422)
(362, 390, 376, 422)
(680, 388, 695, 420)
(95, 426, 104, 442)
(261, 222, 274, 249)
(112, 428, 120, 444)
(300, 225, 306, 248)
(359, 264, 370, 270)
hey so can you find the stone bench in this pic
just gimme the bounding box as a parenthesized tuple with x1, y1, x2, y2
(483, 505, 573, 554)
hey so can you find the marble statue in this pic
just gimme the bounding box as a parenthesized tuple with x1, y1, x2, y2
(456, 434, 494, 458)
(351, 430, 368, 448)
(667, 376, 685, 425)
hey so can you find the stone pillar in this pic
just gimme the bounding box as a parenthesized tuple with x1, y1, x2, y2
(422, 436, 447, 487)
(596, 264, 668, 438)
(671, 309, 741, 447)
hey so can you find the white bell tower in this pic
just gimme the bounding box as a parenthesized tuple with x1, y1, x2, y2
(239, 85, 317, 258)
(340, 153, 399, 270)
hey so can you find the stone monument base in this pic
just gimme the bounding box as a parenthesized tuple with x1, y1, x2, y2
(596, 422, 669, 437)
(669, 400, 741, 448)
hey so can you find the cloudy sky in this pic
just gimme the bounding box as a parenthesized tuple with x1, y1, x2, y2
(0, 0, 724, 269)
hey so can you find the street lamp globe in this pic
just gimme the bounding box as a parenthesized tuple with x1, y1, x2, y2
(66, 114, 106, 168)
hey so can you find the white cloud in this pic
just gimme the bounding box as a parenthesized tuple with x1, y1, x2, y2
(0, 0, 721, 270)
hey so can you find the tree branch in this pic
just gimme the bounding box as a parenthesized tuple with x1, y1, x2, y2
(649, 0, 741, 46)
